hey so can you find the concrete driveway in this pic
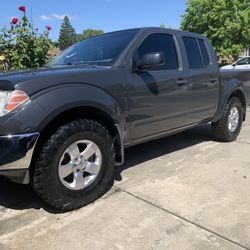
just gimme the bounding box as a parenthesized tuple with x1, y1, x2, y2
(0, 110, 250, 250)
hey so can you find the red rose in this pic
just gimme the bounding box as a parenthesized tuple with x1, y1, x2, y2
(11, 17, 18, 25)
(18, 6, 26, 12)
(46, 25, 52, 31)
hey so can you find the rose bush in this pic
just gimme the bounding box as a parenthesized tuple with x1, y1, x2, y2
(11, 18, 19, 25)
(18, 6, 26, 12)
(0, 6, 52, 71)
(46, 25, 52, 31)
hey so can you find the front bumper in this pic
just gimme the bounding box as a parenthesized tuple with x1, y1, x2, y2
(0, 133, 39, 183)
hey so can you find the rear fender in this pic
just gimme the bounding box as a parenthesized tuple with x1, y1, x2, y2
(212, 78, 247, 122)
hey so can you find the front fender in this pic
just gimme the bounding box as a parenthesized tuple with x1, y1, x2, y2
(0, 84, 126, 137)
(34, 83, 125, 131)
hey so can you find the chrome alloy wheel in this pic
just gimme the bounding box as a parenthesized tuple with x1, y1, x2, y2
(228, 107, 239, 133)
(58, 140, 102, 191)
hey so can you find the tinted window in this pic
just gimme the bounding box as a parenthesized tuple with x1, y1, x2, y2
(48, 30, 139, 67)
(183, 37, 203, 69)
(237, 58, 250, 65)
(198, 39, 210, 67)
(138, 34, 178, 70)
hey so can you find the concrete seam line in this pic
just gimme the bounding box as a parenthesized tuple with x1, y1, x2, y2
(114, 186, 250, 250)
(236, 140, 250, 145)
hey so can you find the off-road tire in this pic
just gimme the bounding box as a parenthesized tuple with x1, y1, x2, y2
(32, 119, 114, 211)
(212, 97, 243, 142)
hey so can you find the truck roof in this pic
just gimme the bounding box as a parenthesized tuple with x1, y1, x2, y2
(103, 27, 209, 41)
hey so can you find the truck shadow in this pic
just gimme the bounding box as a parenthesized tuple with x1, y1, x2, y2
(0, 124, 213, 214)
(114, 123, 213, 181)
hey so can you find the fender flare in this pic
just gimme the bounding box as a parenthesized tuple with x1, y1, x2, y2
(34, 83, 126, 165)
(212, 78, 247, 122)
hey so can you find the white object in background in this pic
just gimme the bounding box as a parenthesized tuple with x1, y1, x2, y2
(221, 57, 250, 70)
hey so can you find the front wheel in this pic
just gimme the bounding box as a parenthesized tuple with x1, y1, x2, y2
(32, 119, 114, 211)
(212, 97, 243, 142)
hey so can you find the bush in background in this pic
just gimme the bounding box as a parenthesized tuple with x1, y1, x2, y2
(0, 6, 52, 71)
(77, 28, 104, 41)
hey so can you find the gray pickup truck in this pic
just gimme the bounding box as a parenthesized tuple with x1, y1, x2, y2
(0, 28, 249, 210)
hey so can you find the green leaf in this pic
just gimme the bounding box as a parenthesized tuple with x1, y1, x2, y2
(181, 0, 250, 59)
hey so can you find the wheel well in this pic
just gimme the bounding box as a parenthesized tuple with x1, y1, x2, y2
(30, 107, 122, 177)
(41, 106, 118, 137)
(229, 90, 246, 121)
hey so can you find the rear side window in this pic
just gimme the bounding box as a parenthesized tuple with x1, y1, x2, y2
(183, 37, 210, 69)
(198, 39, 210, 67)
(138, 33, 179, 70)
(183, 37, 203, 69)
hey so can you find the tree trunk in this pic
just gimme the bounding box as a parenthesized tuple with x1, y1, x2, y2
(232, 55, 239, 62)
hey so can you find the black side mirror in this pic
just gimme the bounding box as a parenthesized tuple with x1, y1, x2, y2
(138, 52, 165, 70)
(232, 63, 236, 67)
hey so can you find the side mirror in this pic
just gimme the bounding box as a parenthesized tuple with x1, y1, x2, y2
(232, 63, 236, 67)
(138, 52, 165, 70)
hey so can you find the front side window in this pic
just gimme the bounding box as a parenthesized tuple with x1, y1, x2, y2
(137, 33, 179, 70)
(48, 30, 139, 67)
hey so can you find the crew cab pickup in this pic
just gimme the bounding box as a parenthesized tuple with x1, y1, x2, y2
(0, 28, 249, 210)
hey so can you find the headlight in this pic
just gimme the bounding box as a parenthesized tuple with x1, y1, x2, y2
(0, 90, 30, 117)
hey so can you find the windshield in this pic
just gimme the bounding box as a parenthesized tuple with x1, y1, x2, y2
(48, 30, 139, 67)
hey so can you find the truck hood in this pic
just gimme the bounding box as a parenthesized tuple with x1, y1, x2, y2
(0, 65, 120, 96)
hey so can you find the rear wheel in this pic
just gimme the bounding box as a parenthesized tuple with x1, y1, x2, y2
(212, 97, 243, 142)
(32, 119, 114, 211)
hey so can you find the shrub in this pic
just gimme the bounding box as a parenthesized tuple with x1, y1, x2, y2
(0, 6, 52, 71)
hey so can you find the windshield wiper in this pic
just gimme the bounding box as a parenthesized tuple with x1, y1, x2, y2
(64, 62, 90, 66)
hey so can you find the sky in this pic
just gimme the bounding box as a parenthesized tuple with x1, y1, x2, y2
(1, 0, 187, 41)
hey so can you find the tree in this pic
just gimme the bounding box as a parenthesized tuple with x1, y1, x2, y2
(0, 6, 52, 71)
(52, 41, 59, 48)
(77, 28, 104, 41)
(181, 0, 250, 60)
(160, 23, 173, 29)
(58, 16, 77, 50)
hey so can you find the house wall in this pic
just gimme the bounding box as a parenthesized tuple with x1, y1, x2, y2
(241, 48, 250, 57)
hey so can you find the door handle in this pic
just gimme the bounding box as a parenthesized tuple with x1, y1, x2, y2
(176, 78, 188, 86)
(209, 77, 218, 83)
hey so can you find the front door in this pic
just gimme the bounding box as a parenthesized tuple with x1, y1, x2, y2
(126, 33, 187, 140)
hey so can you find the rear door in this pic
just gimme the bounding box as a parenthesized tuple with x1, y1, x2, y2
(180, 36, 220, 124)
